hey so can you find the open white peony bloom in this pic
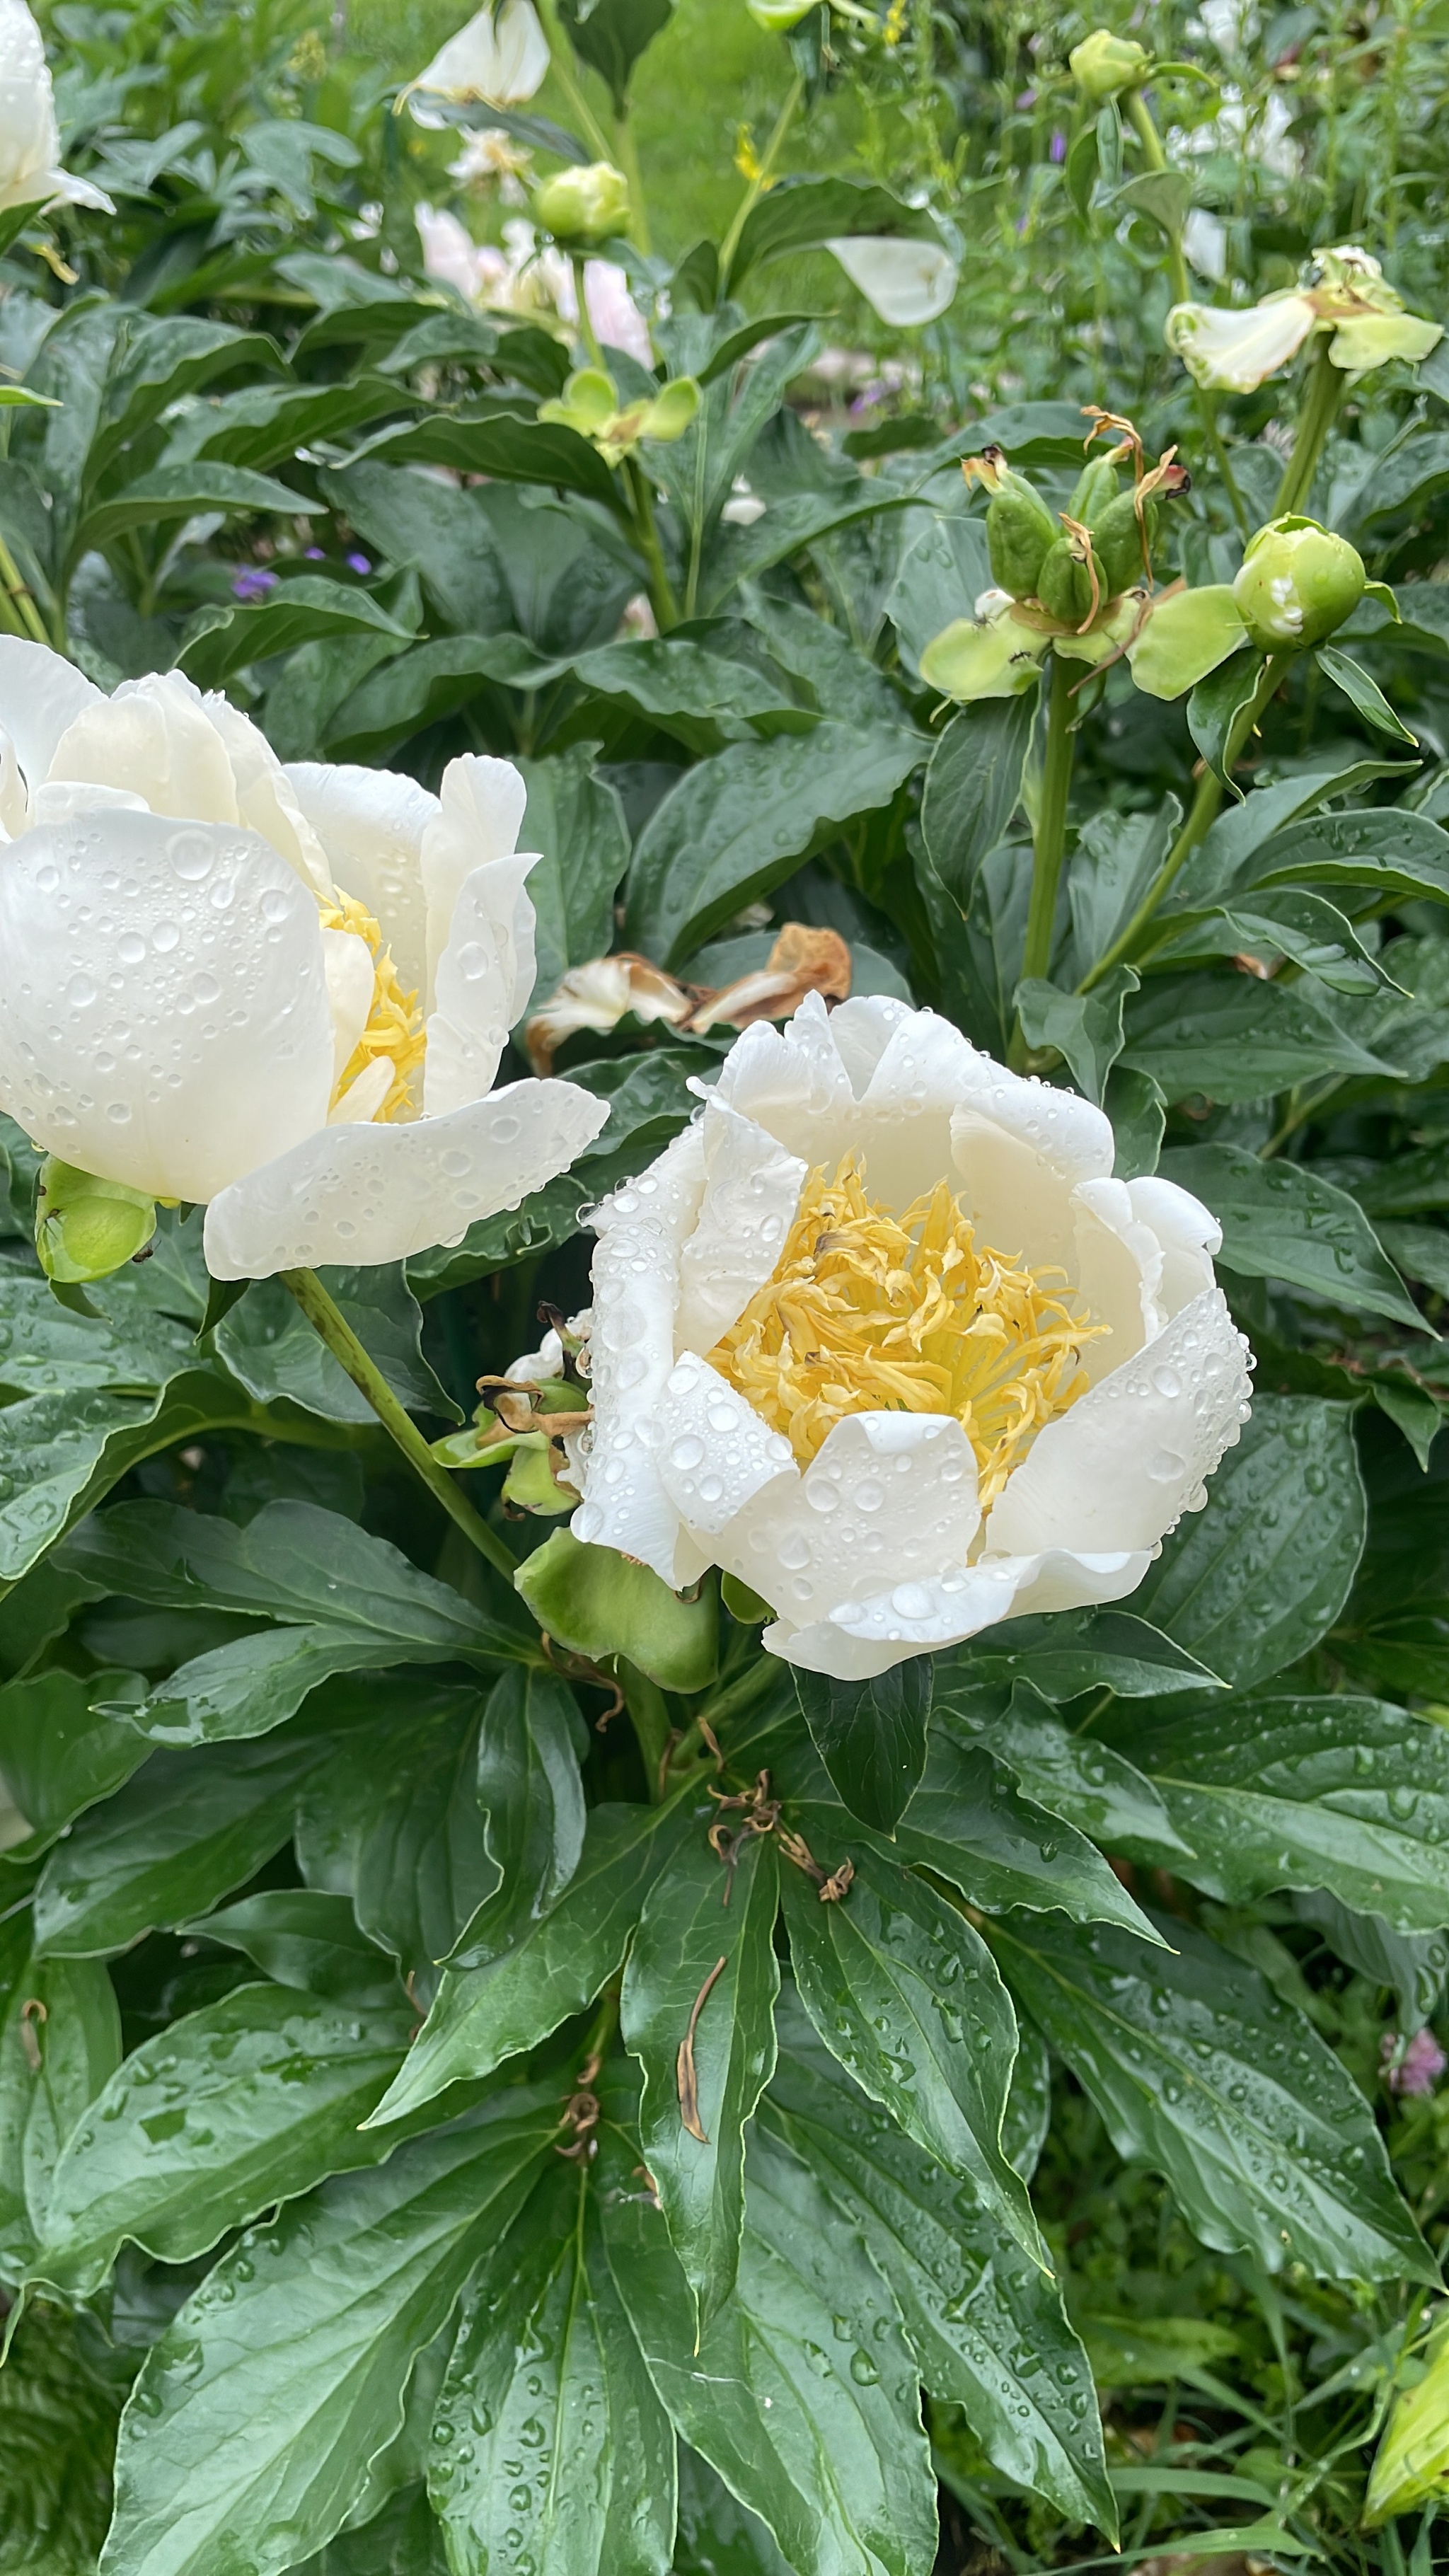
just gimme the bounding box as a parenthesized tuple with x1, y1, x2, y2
(572, 997, 1253, 1680)
(0, 640, 607, 1280)
(406, 0, 551, 123)
(0, 0, 113, 216)
(1167, 246, 1441, 392)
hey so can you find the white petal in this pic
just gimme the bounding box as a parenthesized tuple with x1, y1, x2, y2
(826, 235, 959, 327)
(1126, 1174, 1221, 1317)
(982, 1287, 1253, 1561)
(1069, 1174, 1167, 1380)
(0, 636, 102, 795)
(997, 1547, 1154, 1621)
(202, 695, 332, 897)
(572, 1127, 709, 1585)
(675, 1097, 805, 1353)
(0, 810, 334, 1201)
(203, 1076, 608, 1278)
(950, 1064, 1114, 1276)
(708, 994, 989, 1204)
(410, 0, 550, 110)
(29, 781, 149, 826)
(422, 854, 539, 1117)
(422, 753, 529, 1003)
(653, 1350, 795, 1535)
(285, 760, 438, 994)
(50, 671, 241, 825)
(321, 926, 375, 1081)
(329, 1057, 392, 1126)
(777, 1559, 1028, 1677)
(716, 1411, 981, 1640)
(0, 722, 25, 838)
(1165, 294, 1316, 391)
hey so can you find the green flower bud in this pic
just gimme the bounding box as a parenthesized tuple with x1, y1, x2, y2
(1068, 454, 1120, 529)
(1092, 488, 1156, 594)
(531, 160, 631, 244)
(1068, 28, 1150, 103)
(35, 1157, 156, 1284)
(985, 471, 1060, 597)
(1231, 514, 1366, 652)
(1037, 533, 1106, 628)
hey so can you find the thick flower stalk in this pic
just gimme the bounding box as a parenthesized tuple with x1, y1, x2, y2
(0, 0, 112, 215)
(570, 997, 1254, 1679)
(1167, 244, 1441, 392)
(0, 641, 607, 1281)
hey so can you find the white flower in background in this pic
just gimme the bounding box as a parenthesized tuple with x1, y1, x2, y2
(1168, 243, 1441, 391)
(405, 0, 550, 126)
(572, 998, 1252, 1680)
(0, 640, 607, 1279)
(449, 125, 533, 204)
(1182, 206, 1228, 284)
(826, 233, 958, 327)
(0, 0, 113, 216)
(415, 207, 651, 362)
(554, 251, 652, 366)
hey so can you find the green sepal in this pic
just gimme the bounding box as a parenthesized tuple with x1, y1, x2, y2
(35, 1159, 157, 1286)
(501, 1437, 576, 1518)
(722, 1573, 773, 1624)
(514, 1529, 718, 1690)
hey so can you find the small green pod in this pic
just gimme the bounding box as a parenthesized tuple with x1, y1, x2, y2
(986, 473, 1060, 597)
(1093, 489, 1159, 594)
(1068, 455, 1120, 528)
(1037, 535, 1105, 627)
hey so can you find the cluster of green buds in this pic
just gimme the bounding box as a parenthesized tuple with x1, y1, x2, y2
(538, 364, 699, 468)
(531, 161, 632, 247)
(920, 412, 1191, 701)
(431, 1307, 590, 1517)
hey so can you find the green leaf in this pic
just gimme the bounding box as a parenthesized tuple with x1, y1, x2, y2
(1312, 646, 1416, 744)
(516, 745, 632, 1011)
(1157, 1143, 1424, 1329)
(183, 1890, 404, 2004)
(1015, 967, 1139, 1103)
(178, 578, 415, 691)
(601, 2113, 937, 2576)
(763, 1993, 1114, 2532)
(792, 1656, 931, 1835)
(623, 724, 925, 966)
(558, 0, 672, 110)
(98, 2094, 558, 2576)
(1103, 1692, 1449, 1931)
(726, 173, 946, 292)
(884, 512, 991, 679)
(1242, 805, 1449, 909)
(79, 462, 315, 552)
(1157, 887, 1402, 995)
(0, 1666, 151, 1847)
(1104, 1063, 1165, 1177)
(1292, 1888, 1448, 2031)
(0, 2298, 123, 2575)
(1130, 1394, 1367, 1690)
(429, 2164, 676, 2573)
(934, 1685, 1194, 1864)
(514, 1532, 717, 1692)
(0, 1948, 120, 2262)
(674, 2451, 792, 2576)
(1188, 649, 1266, 789)
(570, 635, 814, 754)
(33, 1725, 335, 1959)
(361, 408, 620, 510)
(214, 1264, 455, 1426)
(33, 1983, 412, 2297)
(62, 1500, 519, 1746)
(918, 697, 1034, 929)
(623, 1828, 780, 2327)
(294, 2485, 449, 2576)
(1121, 972, 1395, 1102)
(365, 1799, 694, 2129)
(294, 1680, 507, 1994)
(995, 1910, 1438, 2285)
(459, 1665, 587, 1963)
(780, 1849, 1045, 2269)
(942, 1605, 1224, 1701)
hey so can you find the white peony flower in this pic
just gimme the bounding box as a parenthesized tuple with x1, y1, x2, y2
(0, 640, 608, 1281)
(571, 997, 1253, 1680)
(1167, 244, 1441, 392)
(406, 0, 550, 125)
(826, 233, 958, 328)
(0, 0, 113, 216)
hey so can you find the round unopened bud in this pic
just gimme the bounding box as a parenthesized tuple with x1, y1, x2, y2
(1068, 28, 1150, 102)
(531, 161, 631, 244)
(35, 1157, 156, 1283)
(1231, 514, 1366, 651)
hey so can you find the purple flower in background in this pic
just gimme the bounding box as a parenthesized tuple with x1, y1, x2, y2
(347, 551, 372, 575)
(1050, 129, 1067, 163)
(1382, 2028, 1448, 2095)
(304, 545, 325, 560)
(231, 566, 278, 603)
(1015, 87, 1037, 107)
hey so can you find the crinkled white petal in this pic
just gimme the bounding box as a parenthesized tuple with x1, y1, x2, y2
(709, 992, 991, 1207)
(1070, 1174, 1167, 1377)
(202, 1075, 608, 1278)
(1126, 1174, 1221, 1317)
(0, 810, 334, 1202)
(29, 780, 148, 828)
(0, 637, 102, 799)
(50, 671, 243, 828)
(770, 1544, 1154, 1680)
(983, 1286, 1252, 1561)
(409, 0, 550, 114)
(652, 1349, 795, 1536)
(1000, 1547, 1155, 1622)
(1166, 294, 1316, 391)
(571, 1128, 709, 1586)
(329, 1057, 392, 1127)
(0, 722, 25, 839)
(718, 1411, 981, 1640)
(423, 853, 539, 1117)
(421, 753, 529, 1005)
(675, 1097, 805, 1353)
(826, 235, 959, 328)
(202, 694, 332, 898)
(285, 760, 438, 994)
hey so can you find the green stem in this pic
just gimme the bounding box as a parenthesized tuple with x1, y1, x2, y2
(1078, 652, 1292, 993)
(279, 1267, 521, 1585)
(1121, 84, 1251, 541)
(612, 106, 650, 254)
(1273, 333, 1345, 517)
(570, 253, 606, 368)
(1010, 652, 1075, 1065)
(625, 456, 679, 628)
(719, 71, 804, 281)
(533, 0, 616, 164)
(620, 1663, 671, 1796)
(0, 526, 50, 647)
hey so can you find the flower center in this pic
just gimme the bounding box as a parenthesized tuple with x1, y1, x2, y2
(320, 891, 427, 1123)
(707, 1157, 1107, 1506)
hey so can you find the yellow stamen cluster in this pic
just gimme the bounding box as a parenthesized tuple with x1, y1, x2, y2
(320, 892, 427, 1124)
(708, 1158, 1106, 1507)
